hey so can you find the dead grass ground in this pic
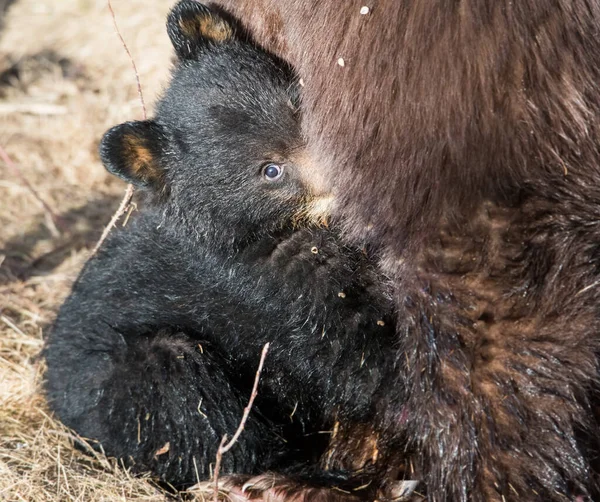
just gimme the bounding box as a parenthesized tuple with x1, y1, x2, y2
(0, 1, 185, 500)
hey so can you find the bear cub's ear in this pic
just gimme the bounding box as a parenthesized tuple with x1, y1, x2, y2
(99, 121, 168, 190)
(167, 0, 235, 60)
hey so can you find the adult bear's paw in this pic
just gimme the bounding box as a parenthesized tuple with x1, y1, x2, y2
(189, 472, 421, 501)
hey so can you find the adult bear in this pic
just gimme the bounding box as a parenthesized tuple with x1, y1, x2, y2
(213, 1, 600, 501)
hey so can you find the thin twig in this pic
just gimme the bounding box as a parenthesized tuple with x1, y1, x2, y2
(0, 143, 65, 234)
(93, 0, 148, 255)
(213, 343, 270, 502)
(91, 184, 134, 255)
(107, 0, 147, 119)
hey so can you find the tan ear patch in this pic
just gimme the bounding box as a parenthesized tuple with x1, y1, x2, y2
(122, 134, 163, 186)
(178, 14, 233, 43)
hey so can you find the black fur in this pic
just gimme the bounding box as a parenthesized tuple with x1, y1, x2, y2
(44, 1, 397, 493)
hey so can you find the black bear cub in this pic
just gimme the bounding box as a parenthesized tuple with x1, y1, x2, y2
(44, 1, 404, 499)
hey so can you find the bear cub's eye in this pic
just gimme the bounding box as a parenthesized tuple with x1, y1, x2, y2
(263, 163, 284, 182)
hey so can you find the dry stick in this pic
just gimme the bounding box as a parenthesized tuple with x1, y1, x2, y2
(213, 343, 270, 502)
(0, 144, 65, 234)
(91, 183, 135, 256)
(107, 0, 147, 118)
(92, 0, 148, 256)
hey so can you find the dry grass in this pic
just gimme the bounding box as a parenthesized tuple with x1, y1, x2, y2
(0, 1, 184, 500)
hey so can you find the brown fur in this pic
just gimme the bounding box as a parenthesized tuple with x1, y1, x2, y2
(179, 14, 233, 42)
(121, 134, 164, 187)
(211, 1, 600, 501)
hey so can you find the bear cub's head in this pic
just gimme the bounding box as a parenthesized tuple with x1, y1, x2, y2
(100, 0, 331, 247)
